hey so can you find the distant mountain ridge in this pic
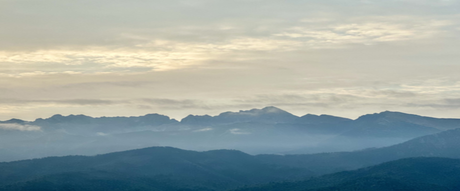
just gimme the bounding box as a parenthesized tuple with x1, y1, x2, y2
(33, 113, 178, 126)
(3, 107, 459, 131)
(0, 107, 460, 161)
(3, 107, 459, 133)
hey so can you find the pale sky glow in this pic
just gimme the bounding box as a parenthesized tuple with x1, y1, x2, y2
(1, 0, 460, 120)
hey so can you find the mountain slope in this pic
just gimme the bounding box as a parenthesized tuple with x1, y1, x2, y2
(0, 147, 312, 191)
(358, 111, 460, 131)
(1, 171, 217, 191)
(235, 157, 460, 191)
(344, 111, 440, 138)
(257, 128, 460, 175)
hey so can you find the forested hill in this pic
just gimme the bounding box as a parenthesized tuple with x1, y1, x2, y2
(234, 157, 460, 191)
(0, 147, 312, 191)
(256, 128, 460, 175)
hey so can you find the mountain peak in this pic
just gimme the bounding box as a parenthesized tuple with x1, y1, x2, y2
(298, 114, 352, 124)
(180, 106, 298, 125)
(261, 106, 286, 113)
(356, 111, 413, 121)
(220, 106, 292, 116)
(4, 118, 26, 123)
(180, 114, 213, 124)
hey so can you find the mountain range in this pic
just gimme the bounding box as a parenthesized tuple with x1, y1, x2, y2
(1, 107, 460, 161)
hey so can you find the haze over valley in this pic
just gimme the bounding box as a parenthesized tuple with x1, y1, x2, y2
(0, 107, 459, 162)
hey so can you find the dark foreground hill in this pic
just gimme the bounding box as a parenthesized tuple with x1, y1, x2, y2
(234, 157, 460, 191)
(2, 150, 460, 191)
(0, 147, 312, 191)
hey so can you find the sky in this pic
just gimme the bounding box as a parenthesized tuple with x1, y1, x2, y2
(1, 0, 460, 121)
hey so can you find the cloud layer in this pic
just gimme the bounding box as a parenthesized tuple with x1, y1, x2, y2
(0, 0, 460, 120)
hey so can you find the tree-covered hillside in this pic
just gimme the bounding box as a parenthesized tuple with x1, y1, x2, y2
(0, 147, 312, 191)
(235, 157, 460, 191)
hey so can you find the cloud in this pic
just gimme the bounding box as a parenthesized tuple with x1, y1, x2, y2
(229, 128, 251, 135)
(0, 48, 209, 73)
(140, 98, 211, 110)
(96, 132, 109, 136)
(275, 18, 452, 47)
(194, 128, 213, 132)
(0, 123, 41, 131)
(0, 36, 306, 76)
(368, 90, 418, 98)
(405, 98, 460, 109)
(445, 98, 460, 105)
(234, 93, 361, 108)
(0, 0, 460, 120)
(0, 98, 212, 109)
(0, 99, 119, 106)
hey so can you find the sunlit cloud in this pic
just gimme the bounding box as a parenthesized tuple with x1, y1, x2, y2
(0, 48, 208, 73)
(276, 19, 452, 47)
(0, 37, 303, 76)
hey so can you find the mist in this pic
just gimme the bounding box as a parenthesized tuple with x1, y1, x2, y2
(0, 106, 456, 162)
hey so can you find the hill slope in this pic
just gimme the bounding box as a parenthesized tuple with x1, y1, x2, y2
(235, 157, 460, 191)
(257, 128, 460, 175)
(0, 147, 312, 191)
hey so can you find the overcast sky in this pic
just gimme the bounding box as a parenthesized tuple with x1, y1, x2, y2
(1, 0, 460, 120)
